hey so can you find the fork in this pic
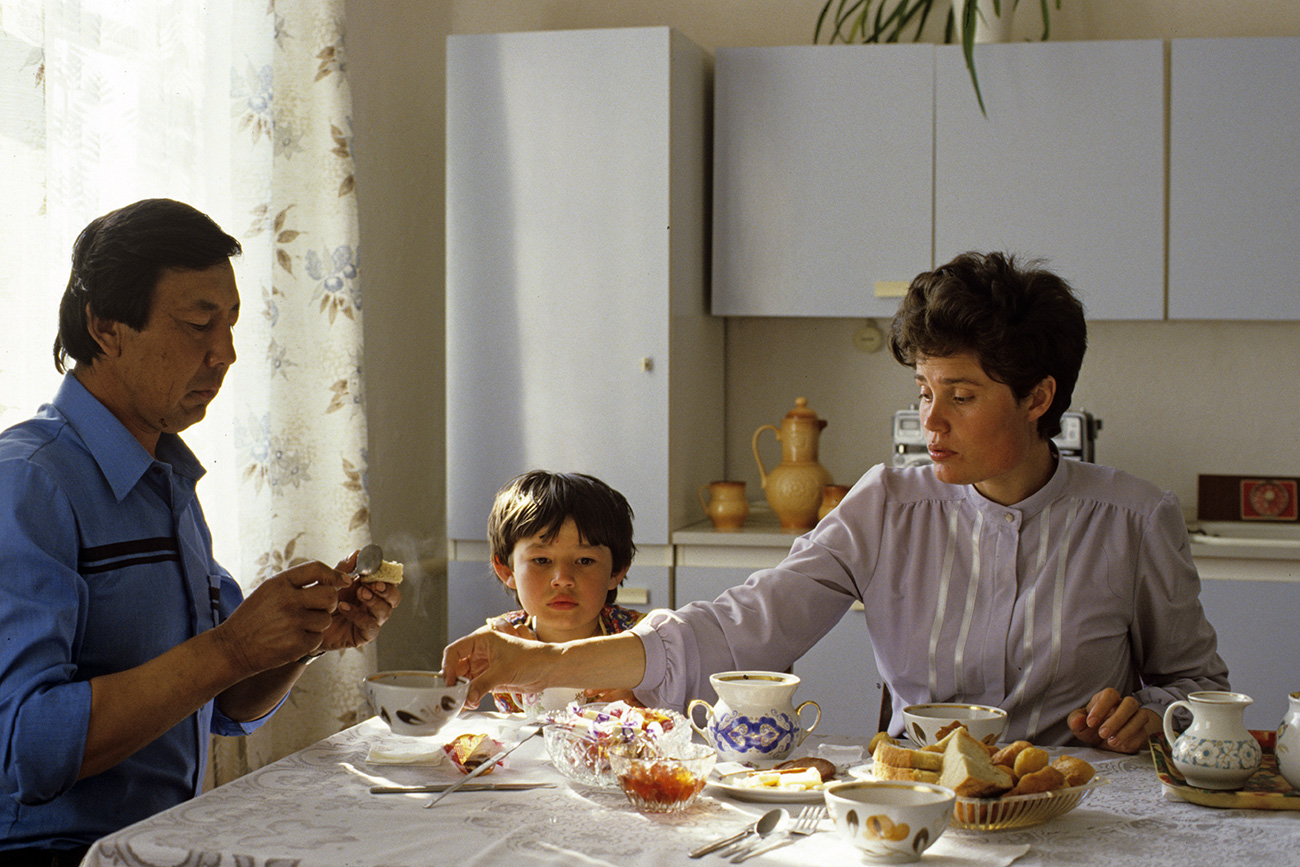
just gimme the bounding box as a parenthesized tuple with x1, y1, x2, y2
(729, 805, 827, 863)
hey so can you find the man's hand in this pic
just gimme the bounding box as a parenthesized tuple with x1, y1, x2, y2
(318, 551, 402, 652)
(1067, 687, 1161, 753)
(214, 561, 349, 675)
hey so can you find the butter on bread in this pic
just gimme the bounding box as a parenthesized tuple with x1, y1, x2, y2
(360, 559, 404, 585)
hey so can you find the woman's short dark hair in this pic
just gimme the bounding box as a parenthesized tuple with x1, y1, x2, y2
(488, 470, 637, 607)
(888, 251, 1087, 439)
(54, 198, 242, 373)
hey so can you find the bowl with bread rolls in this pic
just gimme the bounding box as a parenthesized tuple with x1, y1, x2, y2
(901, 703, 1008, 747)
(863, 727, 1105, 830)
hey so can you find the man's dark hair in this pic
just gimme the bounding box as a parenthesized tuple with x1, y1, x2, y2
(888, 251, 1087, 439)
(54, 198, 242, 373)
(488, 470, 637, 607)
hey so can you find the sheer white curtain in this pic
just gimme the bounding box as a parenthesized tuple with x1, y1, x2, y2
(0, 0, 375, 784)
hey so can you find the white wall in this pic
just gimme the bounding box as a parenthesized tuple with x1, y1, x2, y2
(347, 0, 1300, 668)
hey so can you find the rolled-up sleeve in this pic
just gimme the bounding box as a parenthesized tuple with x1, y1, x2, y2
(0, 460, 92, 804)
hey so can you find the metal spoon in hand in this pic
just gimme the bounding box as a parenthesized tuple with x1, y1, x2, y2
(352, 544, 383, 579)
(690, 808, 785, 859)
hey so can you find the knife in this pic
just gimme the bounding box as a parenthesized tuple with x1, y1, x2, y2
(371, 782, 554, 794)
(424, 726, 543, 808)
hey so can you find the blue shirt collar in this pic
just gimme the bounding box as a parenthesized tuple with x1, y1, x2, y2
(52, 374, 205, 501)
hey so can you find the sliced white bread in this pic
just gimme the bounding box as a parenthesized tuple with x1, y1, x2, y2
(937, 727, 1014, 798)
(873, 741, 945, 772)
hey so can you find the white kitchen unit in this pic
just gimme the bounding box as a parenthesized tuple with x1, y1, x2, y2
(673, 510, 885, 741)
(1168, 37, 1300, 320)
(711, 45, 934, 317)
(934, 40, 1166, 321)
(445, 28, 724, 646)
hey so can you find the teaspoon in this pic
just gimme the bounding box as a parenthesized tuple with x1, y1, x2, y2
(690, 808, 785, 859)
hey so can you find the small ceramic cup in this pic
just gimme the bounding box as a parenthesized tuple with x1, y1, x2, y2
(824, 780, 955, 863)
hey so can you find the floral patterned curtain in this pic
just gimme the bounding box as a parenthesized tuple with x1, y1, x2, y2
(0, 0, 375, 785)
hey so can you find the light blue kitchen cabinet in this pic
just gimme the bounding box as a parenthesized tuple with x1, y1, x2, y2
(1197, 578, 1300, 731)
(445, 28, 723, 645)
(934, 40, 1166, 321)
(711, 45, 935, 317)
(674, 550, 885, 741)
(1168, 37, 1300, 320)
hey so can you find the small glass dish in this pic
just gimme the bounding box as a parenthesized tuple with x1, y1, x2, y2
(609, 742, 717, 813)
(543, 704, 690, 789)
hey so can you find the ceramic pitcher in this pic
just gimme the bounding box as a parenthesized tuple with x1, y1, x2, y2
(698, 480, 750, 531)
(752, 397, 832, 530)
(1163, 691, 1262, 790)
(817, 484, 851, 521)
(1277, 691, 1300, 791)
(688, 670, 821, 763)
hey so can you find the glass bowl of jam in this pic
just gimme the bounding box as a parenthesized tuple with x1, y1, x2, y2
(609, 742, 717, 813)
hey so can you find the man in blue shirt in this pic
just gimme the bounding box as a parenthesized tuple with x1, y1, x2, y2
(0, 199, 402, 865)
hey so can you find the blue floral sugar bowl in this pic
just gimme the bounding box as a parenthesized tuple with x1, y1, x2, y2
(689, 670, 821, 763)
(1163, 691, 1262, 790)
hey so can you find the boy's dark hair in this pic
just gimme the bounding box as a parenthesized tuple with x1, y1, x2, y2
(54, 198, 242, 373)
(887, 251, 1087, 439)
(488, 470, 637, 607)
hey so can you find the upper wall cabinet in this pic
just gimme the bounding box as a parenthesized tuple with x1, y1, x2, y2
(1168, 38, 1300, 320)
(934, 40, 1166, 321)
(712, 45, 934, 317)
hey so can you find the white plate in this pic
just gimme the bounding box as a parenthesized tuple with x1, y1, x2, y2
(706, 768, 829, 803)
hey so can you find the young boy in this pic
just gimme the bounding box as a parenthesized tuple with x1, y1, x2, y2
(486, 470, 644, 713)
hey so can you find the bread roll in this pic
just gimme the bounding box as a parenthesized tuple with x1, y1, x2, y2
(868, 731, 899, 754)
(1051, 755, 1096, 787)
(990, 740, 1032, 767)
(1007, 765, 1065, 797)
(1013, 746, 1050, 777)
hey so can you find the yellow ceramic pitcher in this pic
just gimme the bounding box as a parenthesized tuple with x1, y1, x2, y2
(752, 397, 832, 530)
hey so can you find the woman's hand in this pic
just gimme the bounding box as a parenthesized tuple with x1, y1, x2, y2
(442, 626, 558, 706)
(1067, 687, 1161, 753)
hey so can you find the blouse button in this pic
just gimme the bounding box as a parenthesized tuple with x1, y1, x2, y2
(1004, 513, 1015, 524)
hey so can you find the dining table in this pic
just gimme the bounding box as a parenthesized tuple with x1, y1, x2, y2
(82, 711, 1298, 867)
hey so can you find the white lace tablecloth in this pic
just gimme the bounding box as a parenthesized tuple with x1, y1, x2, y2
(84, 715, 1299, 867)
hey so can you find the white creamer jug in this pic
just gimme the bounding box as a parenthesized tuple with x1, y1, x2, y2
(1277, 691, 1300, 791)
(1163, 691, 1262, 790)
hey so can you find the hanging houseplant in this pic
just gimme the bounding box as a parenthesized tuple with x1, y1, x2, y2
(814, 0, 1064, 114)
